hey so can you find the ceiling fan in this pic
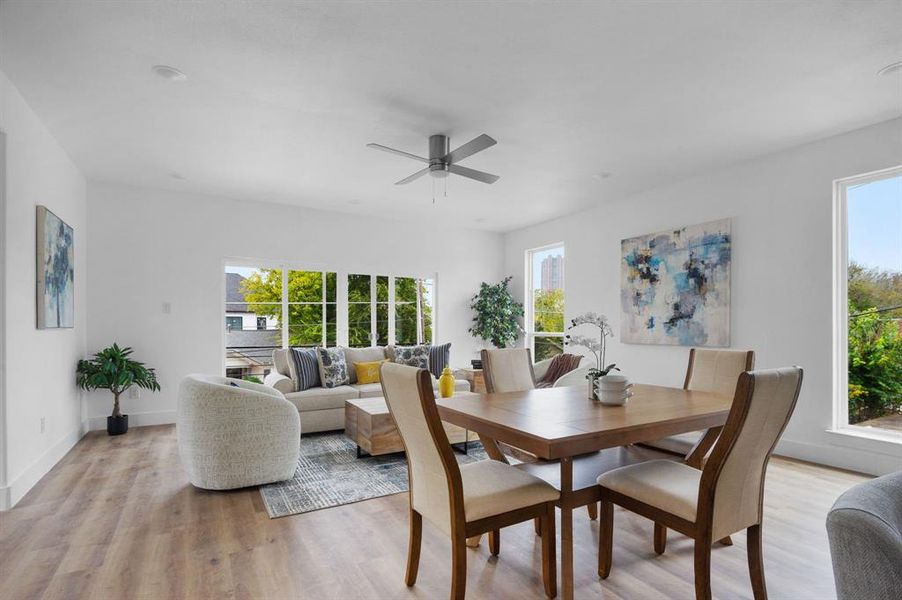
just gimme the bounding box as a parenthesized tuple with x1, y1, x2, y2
(367, 134, 500, 185)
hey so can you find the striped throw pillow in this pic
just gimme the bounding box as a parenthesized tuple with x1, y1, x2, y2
(428, 343, 451, 379)
(289, 347, 321, 392)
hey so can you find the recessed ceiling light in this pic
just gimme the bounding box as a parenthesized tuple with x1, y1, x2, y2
(152, 65, 187, 82)
(169, 171, 185, 180)
(877, 61, 902, 76)
(592, 172, 613, 181)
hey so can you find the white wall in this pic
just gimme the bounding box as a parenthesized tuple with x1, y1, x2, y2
(85, 182, 503, 425)
(0, 71, 88, 509)
(504, 117, 902, 476)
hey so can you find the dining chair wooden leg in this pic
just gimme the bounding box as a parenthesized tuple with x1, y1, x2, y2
(747, 524, 767, 600)
(534, 517, 542, 535)
(654, 522, 666, 555)
(587, 502, 598, 520)
(488, 529, 500, 556)
(406, 509, 422, 586)
(451, 534, 467, 600)
(694, 537, 713, 600)
(542, 503, 557, 598)
(597, 500, 613, 578)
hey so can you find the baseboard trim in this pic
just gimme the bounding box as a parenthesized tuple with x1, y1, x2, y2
(2, 424, 86, 510)
(776, 437, 901, 476)
(86, 410, 176, 432)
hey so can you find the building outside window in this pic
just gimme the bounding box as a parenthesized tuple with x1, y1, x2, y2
(526, 244, 565, 361)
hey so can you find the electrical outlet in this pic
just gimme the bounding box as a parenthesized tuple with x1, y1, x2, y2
(129, 387, 140, 399)
(40, 417, 46, 434)
(162, 302, 172, 314)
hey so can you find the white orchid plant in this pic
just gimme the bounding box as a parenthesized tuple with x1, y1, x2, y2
(564, 311, 619, 381)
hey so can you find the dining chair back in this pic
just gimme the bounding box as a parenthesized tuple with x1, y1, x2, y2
(701, 366, 804, 541)
(481, 348, 536, 393)
(380, 362, 461, 534)
(685, 348, 756, 396)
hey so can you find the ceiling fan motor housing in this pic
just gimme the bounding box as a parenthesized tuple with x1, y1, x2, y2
(429, 134, 450, 177)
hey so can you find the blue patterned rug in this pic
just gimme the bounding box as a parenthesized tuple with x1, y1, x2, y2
(260, 431, 487, 518)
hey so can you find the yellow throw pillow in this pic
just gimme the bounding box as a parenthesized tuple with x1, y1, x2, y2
(355, 359, 388, 384)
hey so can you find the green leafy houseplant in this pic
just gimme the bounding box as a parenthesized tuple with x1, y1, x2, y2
(76, 344, 160, 434)
(468, 276, 525, 348)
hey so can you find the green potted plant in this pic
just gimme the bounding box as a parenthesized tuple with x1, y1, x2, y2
(76, 343, 161, 435)
(468, 276, 525, 356)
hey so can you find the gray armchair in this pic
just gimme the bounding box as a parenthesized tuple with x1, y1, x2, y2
(826, 470, 902, 600)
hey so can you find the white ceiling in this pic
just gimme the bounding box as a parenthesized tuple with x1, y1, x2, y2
(1, 1, 901, 232)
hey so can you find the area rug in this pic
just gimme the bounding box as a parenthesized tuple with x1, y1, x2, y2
(260, 432, 487, 518)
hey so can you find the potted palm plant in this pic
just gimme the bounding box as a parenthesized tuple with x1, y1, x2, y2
(76, 343, 161, 435)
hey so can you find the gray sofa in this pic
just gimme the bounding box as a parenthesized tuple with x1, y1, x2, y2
(826, 470, 902, 600)
(263, 346, 470, 434)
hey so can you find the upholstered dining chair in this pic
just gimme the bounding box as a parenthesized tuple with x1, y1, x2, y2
(597, 367, 803, 600)
(480, 347, 537, 392)
(380, 362, 559, 600)
(643, 348, 756, 457)
(481, 348, 599, 523)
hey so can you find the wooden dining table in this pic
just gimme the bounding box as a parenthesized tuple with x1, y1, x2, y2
(436, 383, 733, 600)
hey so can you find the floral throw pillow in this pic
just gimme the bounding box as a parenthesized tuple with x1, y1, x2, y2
(393, 345, 430, 370)
(315, 347, 350, 388)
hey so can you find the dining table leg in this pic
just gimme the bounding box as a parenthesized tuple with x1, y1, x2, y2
(560, 456, 574, 600)
(466, 434, 512, 548)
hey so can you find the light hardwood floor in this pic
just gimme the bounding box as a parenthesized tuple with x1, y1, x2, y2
(0, 425, 869, 599)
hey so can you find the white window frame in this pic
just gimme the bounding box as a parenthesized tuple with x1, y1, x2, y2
(832, 164, 902, 444)
(525, 242, 566, 359)
(347, 273, 436, 347)
(222, 258, 437, 373)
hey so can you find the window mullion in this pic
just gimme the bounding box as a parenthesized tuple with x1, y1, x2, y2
(416, 279, 423, 345)
(370, 274, 377, 346)
(388, 276, 396, 345)
(337, 272, 348, 346)
(281, 265, 289, 349)
(321, 271, 327, 347)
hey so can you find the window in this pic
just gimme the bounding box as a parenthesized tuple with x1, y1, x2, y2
(348, 274, 372, 347)
(225, 266, 283, 381)
(526, 244, 565, 361)
(395, 276, 434, 345)
(835, 166, 902, 437)
(224, 263, 437, 376)
(287, 270, 336, 347)
(348, 274, 434, 347)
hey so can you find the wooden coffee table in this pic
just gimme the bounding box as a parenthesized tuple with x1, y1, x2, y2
(345, 394, 479, 457)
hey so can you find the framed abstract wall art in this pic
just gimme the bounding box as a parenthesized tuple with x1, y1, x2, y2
(620, 218, 731, 346)
(36, 205, 74, 329)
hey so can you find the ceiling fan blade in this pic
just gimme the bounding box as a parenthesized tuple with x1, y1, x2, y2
(445, 134, 497, 164)
(395, 167, 431, 185)
(367, 143, 429, 164)
(447, 164, 500, 184)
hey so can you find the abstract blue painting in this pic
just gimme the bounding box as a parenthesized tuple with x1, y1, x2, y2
(620, 219, 731, 346)
(37, 205, 74, 329)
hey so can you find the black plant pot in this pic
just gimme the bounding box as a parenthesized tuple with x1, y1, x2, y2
(107, 414, 128, 436)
